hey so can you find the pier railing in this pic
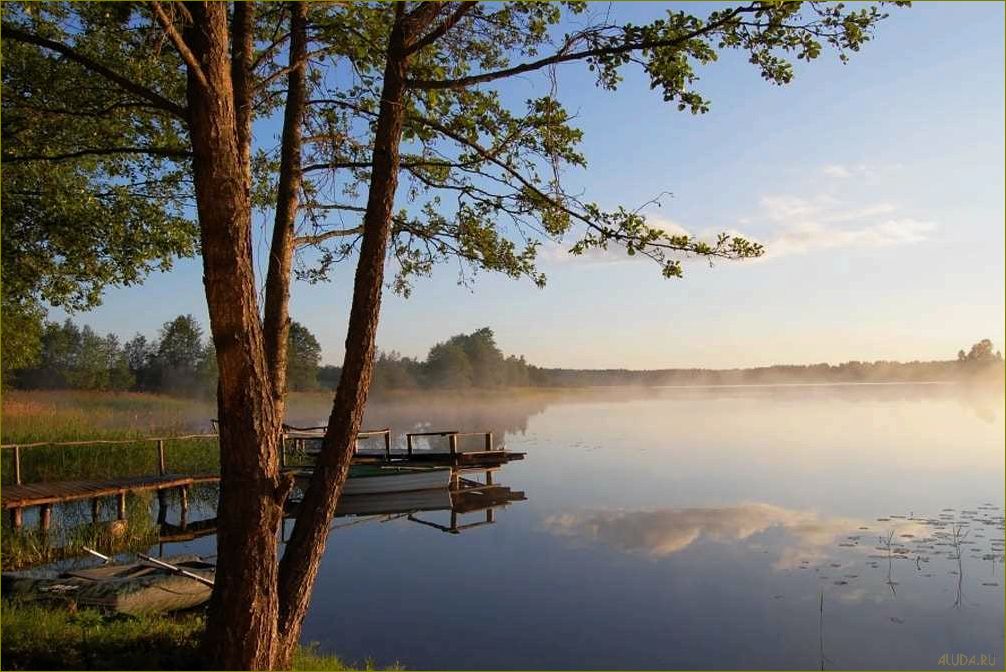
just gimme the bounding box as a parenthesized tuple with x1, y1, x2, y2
(1, 426, 502, 485)
(0, 434, 219, 486)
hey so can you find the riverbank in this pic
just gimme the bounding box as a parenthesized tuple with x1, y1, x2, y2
(0, 600, 386, 670)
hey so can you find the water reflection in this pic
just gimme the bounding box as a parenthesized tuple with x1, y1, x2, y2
(544, 503, 863, 564)
(4, 384, 1003, 670)
(544, 502, 1005, 606)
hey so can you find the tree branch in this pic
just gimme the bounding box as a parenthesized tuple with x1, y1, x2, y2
(294, 226, 364, 247)
(406, 5, 755, 90)
(2, 146, 192, 162)
(404, 1, 477, 55)
(150, 1, 209, 91)
(0, 23, 188, 120)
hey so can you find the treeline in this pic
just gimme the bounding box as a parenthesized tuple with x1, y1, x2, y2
(9, 319, 1002, 396)
(10, 315, 322, 396)
(326, 333, 1005, 392)
(533, 338, 1004, 387)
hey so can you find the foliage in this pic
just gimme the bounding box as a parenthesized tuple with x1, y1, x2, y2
(288, 321, 323, 391)
(0, 2, 906, 314)
(150, 315, 208, 395)
(0, 3, 198, 369)
(1, 297, 44, 386)
(958, 339, 1003, 364)
(9, 315, 325, 397)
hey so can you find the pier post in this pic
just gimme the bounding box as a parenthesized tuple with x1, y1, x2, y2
(116, 492, 127, 520)
(179, 486, 189, 530)
(485, 469, 494, 485)
(484, 432, 493, 452)
(157, 439, 166, 476)
(39, 504, 52, 532)
(384, 430, 391, 460)
(13, 445, 21, 485)
(91, 498, 101, 523)
(280, 437, 286, 469)
(157, 490, 167, 525)
(407, 434, 413, 456)
(10, 507, 22, 530)
(448, 434, 458, 455)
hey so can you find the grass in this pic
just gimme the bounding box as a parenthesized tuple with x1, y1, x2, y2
(1, 390, 219, 484)
(0, 600, 389, 671)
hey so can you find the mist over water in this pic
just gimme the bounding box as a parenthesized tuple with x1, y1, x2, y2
(145, 384, 1006, 668)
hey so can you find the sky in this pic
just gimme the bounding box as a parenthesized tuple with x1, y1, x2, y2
(53, 2, 1006, 370)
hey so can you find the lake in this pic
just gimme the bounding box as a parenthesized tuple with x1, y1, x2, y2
(31, 384, 1006, 669)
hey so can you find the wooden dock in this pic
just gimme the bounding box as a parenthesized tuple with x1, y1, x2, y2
(1, 427, 524, 531)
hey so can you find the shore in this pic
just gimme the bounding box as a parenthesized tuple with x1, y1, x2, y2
(1, 600, 390, 671)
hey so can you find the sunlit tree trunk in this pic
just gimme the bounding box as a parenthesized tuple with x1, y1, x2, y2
(184, 4, 286, 668)
(274, 6, 425, 665)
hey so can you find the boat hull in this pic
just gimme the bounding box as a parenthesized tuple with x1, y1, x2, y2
(1, 555, 214, 615)
(341, 468, 450, 495)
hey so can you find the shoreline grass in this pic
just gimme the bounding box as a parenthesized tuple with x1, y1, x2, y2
(1, 600, 387, 671)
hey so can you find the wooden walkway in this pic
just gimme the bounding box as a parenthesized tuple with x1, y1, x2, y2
(2, 427, 523, 531)
(1, 474, 218, 509)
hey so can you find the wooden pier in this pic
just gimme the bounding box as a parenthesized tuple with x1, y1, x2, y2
(1, 427, 524, 531)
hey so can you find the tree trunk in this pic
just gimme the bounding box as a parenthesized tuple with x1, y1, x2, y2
(274, 8, 419, 665)
(184, 5, 286, 669)
(263, 1, 308, 405)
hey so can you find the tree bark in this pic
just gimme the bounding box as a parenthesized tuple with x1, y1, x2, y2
(274, 6, 424, 665)
(184, 5, 286, 669)
(263, 1, 308, 405)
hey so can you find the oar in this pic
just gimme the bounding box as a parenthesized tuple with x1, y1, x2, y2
(137, 552, 215, 588)
(82, 546, 111, 564)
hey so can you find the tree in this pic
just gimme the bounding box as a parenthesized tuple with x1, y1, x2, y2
(0, 3, 198, 373)
(287, 321, 322, 391)
(66, 326, 112, 390)
(961, 339, 998, 363)
(1, 2, 905, 667)
(0, 297, 43, 386)
(426, 340, 475, 388)
(152, 315, 206, 395)
(124, 334, 156, 390)
(19, 319, 81, 389)
(372, 351, 421, 392)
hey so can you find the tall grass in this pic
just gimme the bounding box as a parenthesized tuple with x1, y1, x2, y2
(1, 391, 219, 484)
(1, 493, 161, 570)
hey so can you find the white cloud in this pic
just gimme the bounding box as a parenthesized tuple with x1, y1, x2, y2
(820, 162, 905, 183)
(754, 193, 936, 259)
(823, 164, 853, 178)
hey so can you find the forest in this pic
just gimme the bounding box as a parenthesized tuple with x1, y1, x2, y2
(9, 318, 1002, 396)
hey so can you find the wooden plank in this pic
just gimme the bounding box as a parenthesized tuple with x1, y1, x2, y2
(0, 433, 218, 450)
(0, 474, 204, 509)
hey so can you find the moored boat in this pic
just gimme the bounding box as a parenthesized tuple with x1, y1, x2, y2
(341, 465, 451, 495)
(1, 555, 214, 615)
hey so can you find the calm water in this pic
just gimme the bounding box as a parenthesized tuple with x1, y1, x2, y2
(49, 385, 1006, 669)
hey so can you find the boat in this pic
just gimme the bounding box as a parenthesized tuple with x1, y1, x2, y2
(1, 555, 214, 615)
(341, 465, 451, 496)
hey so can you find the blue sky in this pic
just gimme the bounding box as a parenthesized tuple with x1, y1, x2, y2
(55, 2, 1005, 369)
